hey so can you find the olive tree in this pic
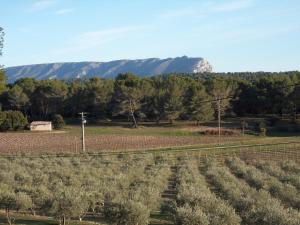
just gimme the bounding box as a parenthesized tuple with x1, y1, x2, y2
(104, 199, 150, 225)
(0, 186, 16, 225)
(50, 187, 89, 225)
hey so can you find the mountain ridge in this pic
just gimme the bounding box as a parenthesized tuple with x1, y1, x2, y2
(4, 56, 213, 83)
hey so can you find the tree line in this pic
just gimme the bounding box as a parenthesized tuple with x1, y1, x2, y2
(0, 71, 299, 128)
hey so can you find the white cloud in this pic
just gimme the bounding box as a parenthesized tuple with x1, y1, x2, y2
(55, 8, 74, 15)
(213, 0, 253, 12)
(76, 26, 145, 50)
(54, 26, 147, 55)
(158, 0, 253, 20)
(28, 0, 57, 12)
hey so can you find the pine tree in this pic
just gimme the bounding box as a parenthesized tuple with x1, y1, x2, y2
(186, 81, 214, 125)
(163, 75, 185, 124)
(113, 73, 146, 127)
(206, 77, 232, 119)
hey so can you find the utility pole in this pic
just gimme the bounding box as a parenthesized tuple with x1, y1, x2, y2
(79, 112, 87, 152)
(241, 120, 247, 136)
(217, 99, 221, 145)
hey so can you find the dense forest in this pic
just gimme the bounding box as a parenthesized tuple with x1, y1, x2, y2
(0, 70, 299, 129)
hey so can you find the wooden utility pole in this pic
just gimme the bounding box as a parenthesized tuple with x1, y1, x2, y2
(79, 112, 87, 152)
(217, 99, 221, 145)
(241, 120, 247, 136)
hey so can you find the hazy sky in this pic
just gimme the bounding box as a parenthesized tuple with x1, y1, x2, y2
(1, 0, 300, 72)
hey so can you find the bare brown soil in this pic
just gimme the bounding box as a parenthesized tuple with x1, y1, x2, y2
(0, 132, 246, 154)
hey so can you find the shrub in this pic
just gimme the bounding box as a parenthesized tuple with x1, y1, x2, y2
(255, 121, 267, 136)
(104, 200, 150, 225)
(52, 114, 65, 130)
(280, 160, 300, 174)
(0, 110, 28, 131)
(259, 127, 266, 136)
(175, 204, 209, 225)
(15, 192, 33, 211)
(199, 128, 238, 136)
(0, 111, 5, 124)
(255, 121, 266, 130)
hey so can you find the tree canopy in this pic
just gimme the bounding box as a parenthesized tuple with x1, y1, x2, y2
(0, 71, 299, 125)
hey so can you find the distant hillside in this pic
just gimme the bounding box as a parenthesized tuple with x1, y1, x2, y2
(5, 56, 213, 83)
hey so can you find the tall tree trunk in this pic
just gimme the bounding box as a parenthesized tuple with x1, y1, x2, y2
(6, 208, 12, 225)
(129, 99, 138, 128)
(156, 116, 160, 125)
(31, 207, 36, 216)
(294, 102, 298, 120)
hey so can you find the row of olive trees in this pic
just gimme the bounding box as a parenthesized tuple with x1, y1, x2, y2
(280, 160, 300, 174)
(104, 159, 170, 225)
(0, 156, 128, 224)
(174, 160, 241, 225)
(226, 157, 300, 209)
(205, 159, 300, 225)
(0, 154, 170, 225)
(254, 160, 300, 191)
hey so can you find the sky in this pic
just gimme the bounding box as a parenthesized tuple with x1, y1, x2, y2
(1, 0, 300, 72)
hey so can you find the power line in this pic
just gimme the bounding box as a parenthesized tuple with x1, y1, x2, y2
(200, 83, 300, 144)
(199, 83, 300, 104)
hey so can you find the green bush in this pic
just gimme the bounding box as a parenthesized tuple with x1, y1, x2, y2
(259, 127, 267, 136)
(0, 111, 5, 126)
(104, 200, 150, 225)
(255, 121, 267, 136)
(52, 114, 65, 130)
(175, 204, 209, 225)
(0, 110, 28, 131)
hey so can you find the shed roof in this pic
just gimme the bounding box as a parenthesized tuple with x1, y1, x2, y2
(30, 121, 52, 126)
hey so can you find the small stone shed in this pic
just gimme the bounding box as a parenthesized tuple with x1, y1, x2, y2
(30, 121, 52, 131)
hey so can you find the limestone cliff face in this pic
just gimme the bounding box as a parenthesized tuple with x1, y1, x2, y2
(5, 56, 213, 82)
(193, 59, 213, 73)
